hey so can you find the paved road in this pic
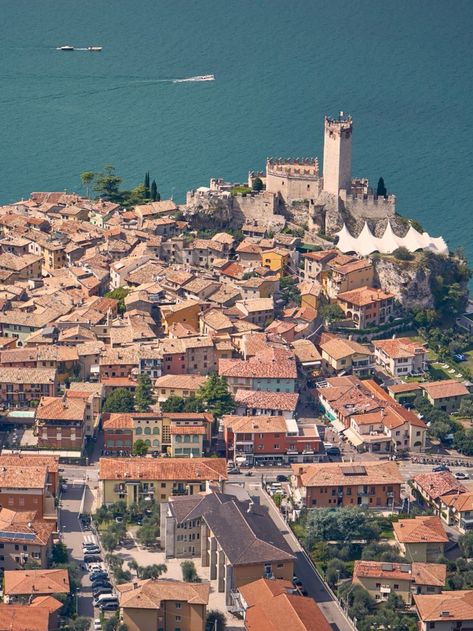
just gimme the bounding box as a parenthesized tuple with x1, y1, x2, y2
(60, 484, 95, 618)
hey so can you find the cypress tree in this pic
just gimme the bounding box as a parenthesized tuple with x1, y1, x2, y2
(144, 172, 150, 198)
(150, 179, 158, 201)
(376, 177, 387, 198)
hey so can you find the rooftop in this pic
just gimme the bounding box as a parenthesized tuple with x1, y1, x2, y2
(292, 461, 403, 488)
(99, 457, 227, 482)
(4, 569, 69, 597)
(393, 516, 448, 544)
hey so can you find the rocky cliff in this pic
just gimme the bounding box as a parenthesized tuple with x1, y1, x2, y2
(372, 251, 470, 312)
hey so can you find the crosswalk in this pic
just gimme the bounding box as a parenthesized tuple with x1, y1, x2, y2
(83, 533, 98, 545)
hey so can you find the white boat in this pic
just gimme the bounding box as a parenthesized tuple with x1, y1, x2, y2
(57, 45, 74, 51)
(87, 46, 102, 52)
(195, 74, 214, 81)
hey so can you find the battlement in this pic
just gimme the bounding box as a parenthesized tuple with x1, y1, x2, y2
(266, 157, 319, 179)
(325, 112, 353, 134)
(342, 191, 397, 219)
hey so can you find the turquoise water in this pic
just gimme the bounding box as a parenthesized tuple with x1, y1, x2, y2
(1, 0, 472, 257)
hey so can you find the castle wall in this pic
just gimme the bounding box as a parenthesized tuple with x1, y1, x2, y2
(232, 191, 285, 229)
(343, 193, 396, 220)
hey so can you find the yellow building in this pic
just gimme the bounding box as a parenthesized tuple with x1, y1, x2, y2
(155, 374, 208, 402)
(393, 516, 448, 562)
(170, 425, 205, 457)
(160, 299, 203, 335)
(99, 457, 227, 506)
(118, 579, 209, 631)
(261, 247, 290, 273)
(322, 258, 374, 300)
(298, 280, 322, 311)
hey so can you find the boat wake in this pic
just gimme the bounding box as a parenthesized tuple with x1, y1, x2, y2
(173, 74, 215, 83)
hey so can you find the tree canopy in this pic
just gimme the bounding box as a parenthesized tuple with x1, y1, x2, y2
(135, 373, 155, 412)
(195, 374, 235, 418)
(132, 439, 149, 457)
(103, 388, 135, 414)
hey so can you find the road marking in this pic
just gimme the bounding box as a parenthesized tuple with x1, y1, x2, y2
(83, 534, 97, 544)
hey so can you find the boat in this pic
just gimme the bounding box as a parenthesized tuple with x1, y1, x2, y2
(195, 74, 214, 81)
(87, 46, 102, 52)
(57, 45, 74, 51)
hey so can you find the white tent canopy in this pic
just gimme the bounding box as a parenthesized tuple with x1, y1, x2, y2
(335, 221, 448, 256)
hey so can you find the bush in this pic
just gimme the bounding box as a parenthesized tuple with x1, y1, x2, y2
(181, 560, 200, 583)
(393, 247, 414, 261)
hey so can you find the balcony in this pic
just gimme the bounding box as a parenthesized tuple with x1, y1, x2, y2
(380, 585, 391, 594)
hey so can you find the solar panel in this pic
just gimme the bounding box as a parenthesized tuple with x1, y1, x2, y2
(0, 531, 35, 541)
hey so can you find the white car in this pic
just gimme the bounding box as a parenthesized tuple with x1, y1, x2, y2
(94, 620, 101, 630)
(455, 471, 469, 480)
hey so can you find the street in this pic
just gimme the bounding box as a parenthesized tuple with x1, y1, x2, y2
(60, 482, 95, 618)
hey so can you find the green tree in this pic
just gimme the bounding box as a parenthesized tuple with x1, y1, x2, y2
(161, 395, 205, 413)
(80, 171, 95, 198)
(454, 428, 473, 455)
(181, 560, 200, 582)
(393, 246, 414, 261)
(319, 303, 345, 323)
(137, 563, 167, 579)
(102, 531, 120, 552)
(305, 507, 381, 548)
(132, 439, 149, 457)
(105, 287, 130, 315)
(93, 165, 123, 201)
(103, 389, 135, 414)
(459, 532, 473, 557)
(51, 541, 68, 564)
(376, 177, 387, 197)
(206, 610, 226, 631)
(62, 617, 91, 631)
(196, 375, 235, 418)
(144, 172, 150, 198)
(136, 519, 159, 547)
(135, 373, 155, 412)
(252, 177, 263, 192)
(150, 180, 159, 201)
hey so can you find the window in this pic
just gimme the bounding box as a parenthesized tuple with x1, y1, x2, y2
(175, 603, 181, 609)
(135, 427, 142, 435)
(175, 616, 181, 622)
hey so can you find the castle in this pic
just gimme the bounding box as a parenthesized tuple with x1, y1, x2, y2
(261, 113, 397, 236)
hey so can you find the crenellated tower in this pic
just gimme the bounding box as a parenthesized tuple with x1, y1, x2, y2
(323, 112, 353, 196)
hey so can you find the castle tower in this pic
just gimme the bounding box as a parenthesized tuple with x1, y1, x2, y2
(323, 112, 353, 196)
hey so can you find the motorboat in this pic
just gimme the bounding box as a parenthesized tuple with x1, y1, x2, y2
(195, 74, 214, 81)
(87, 46, 102, 52)
(57, 45, 74, 51)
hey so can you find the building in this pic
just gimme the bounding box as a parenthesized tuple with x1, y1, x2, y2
(0, 509, 55, 570)
(336, 286, 396, 329)
(239, 578, 332, 631)
(352, 560, 446, 605)
(441, 492, 473, 534)
(320, 336, 373, 376)
(99, 457, 227, 506)
(373, 337, 427, 377)
(0, 253, 42, 283)
(4, 568, 69, 601)
(414, 590, 473, 631)
(411, 471, 467, 518)
(223, 415, 322, 466)
(102, 413, 134, 456)
(161, 492, 294, 606)
(219, 347, 297, 394)
(393, 516, 448, 562)
(234, 390, 299, 419)
(155, 374, 208, 402)
(260, 248, 290, 273)
(322, 257, 374, 300)
(0, 603, 54, 631)
(35, 396, 87, 451)
(170, 425, 206, 458)
(323, 114, 352, 196)
(160, 300, 203, 335)
(117, 579, 209, 631)
(290, 461, 403, 509)
(421, 380, 470, 413)
(0, 367, 57, 408)
(0, 461, 57, 521)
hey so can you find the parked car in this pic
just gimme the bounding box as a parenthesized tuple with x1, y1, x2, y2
(61, 483, 68, 492)
(227, 467, 241, 474)
(93, 587, 113, 598)
(292, 576, 303, 587)
(84, 555, 102, 564)
(433, 464, 450, 473)
(454, 353, 466, 362)
(326, 447, 341, 456)
(94, 620, 101, 631)
(90, 571, 108, 582)
(276, 475, 288, 482)
(83, 545, 100, 554)
(455, 471, 469, 479)
(92, 579, 113, 589)
(115, 516, 124, 523)
(99, 602, 119, 612)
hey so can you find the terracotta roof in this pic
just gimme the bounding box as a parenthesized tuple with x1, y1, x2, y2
(240, 578, 332, 631)
(4, 569, 69, 597)
(36, 396, 86, 422)
(162, 413, 212, 423)
(353, 560, 446, 587)
(99, 457, 227, 482)
(414, 590, 473, 622)
(219, 348, 297, 380)
(118, 578, 209, 609)
(102, 413, 134, 431)
(291, 339, 322, 364)
(0, 454, 58, 473)
(373, 337, 426, 359)
(0, 465, 47, 489)
(30, 596, 63, 613)
(155, 374, 208, 390)
(0, 604, 50, 631)
(388, 382, 422, 394)
(421, 380, 469, 399)
(413, 471, 467, 500)
(442, 491, 473, 513)
(201, 308, 234, 331)
(293, 461, 403, 488)
(337, 285, 395, 306)
(224, 415, 288, 434)
(320, 337, 372, 361)
(330, 258, 373, 275)
(303, 249, 338, 262)
(393, 516, 448, 544)
(0, 367, 56, 385)
(0, 509, 55, 546)
(234, 389, 299, 412)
